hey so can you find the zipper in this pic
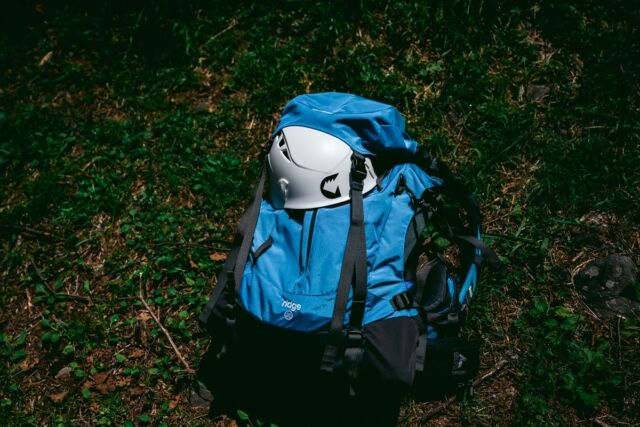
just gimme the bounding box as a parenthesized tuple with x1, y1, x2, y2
(299, 209, 318, 274)
(305, 209, 318, 271)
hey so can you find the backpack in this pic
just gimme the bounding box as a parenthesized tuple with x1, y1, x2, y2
(198, 93, 502, 426)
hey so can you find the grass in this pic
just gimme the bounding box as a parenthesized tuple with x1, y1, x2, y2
(1, 1, 639, 425)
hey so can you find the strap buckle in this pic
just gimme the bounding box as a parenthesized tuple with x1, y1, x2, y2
(320, 344, 338, 373)
(350, 153, 368, 187)
(391, 291, 413, 311)
(344, 328, 365, 396)
(420, 189, 443, 212)
(346, 328, 364, 347)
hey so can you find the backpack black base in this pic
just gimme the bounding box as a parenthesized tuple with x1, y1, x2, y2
(198, 311, 408, 427)
(198, 309, 481, 426)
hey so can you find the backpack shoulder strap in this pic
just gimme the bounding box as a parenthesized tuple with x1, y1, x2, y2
(199, 144, 270, 332)
(321, 153, 369, 394)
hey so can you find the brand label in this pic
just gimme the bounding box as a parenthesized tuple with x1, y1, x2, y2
(281, 300, 302, 312)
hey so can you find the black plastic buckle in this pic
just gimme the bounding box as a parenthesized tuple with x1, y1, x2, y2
(320, 344, 338, 373)
(420, 189, 443, 212)
(350, 153, 368, 185)
(446, 311, 460, 327)
(346, 328, 363, 347)
(392, 291, 413, 311)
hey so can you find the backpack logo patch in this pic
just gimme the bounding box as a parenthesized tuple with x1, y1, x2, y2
(282, 299, 302, 321)
(320, 173, 341, 199)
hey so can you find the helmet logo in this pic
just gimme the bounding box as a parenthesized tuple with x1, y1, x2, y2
(320, 173, 341, 199)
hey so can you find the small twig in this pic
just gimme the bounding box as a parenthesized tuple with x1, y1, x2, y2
(149, 237, 231, 251)
(1, 225, 60, 241)
(29, 256, 90, 303)
(547, 218, 597, 228)
(617, 315, 622, 369)
(138, 274, 195, 375)
(596, 414, 631, 426)
(483, 233, 536, 244)
(97, 260, 136, 279)
(570, 258, 601, 321)
(204, 18, 239, 45)
(25, 289, 33, 314)
(594, 418, 613, 427)
(151, 242, 231, 251)
(422, 359, 508, 422)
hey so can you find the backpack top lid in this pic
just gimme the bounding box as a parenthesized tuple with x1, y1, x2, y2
(274, 92, 418, 157)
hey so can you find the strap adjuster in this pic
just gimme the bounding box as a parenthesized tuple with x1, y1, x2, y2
(346, 328, 363, 346)
(391, 291, 413, 311)
(351, 153, 368, 185)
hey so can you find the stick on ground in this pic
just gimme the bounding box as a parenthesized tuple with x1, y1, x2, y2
(29, 256, 90, 303)
(138, 274, 195, 375)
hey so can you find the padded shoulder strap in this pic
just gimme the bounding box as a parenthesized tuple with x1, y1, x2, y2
(199, 147, 270, 331)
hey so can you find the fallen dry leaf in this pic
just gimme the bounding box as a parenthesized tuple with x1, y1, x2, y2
(136, 311, 152, 322)
(115, 377, 131, 387)
(39, 51, 53, 67)
(55, 366, 72, 379)
(95, 380, 116, 394)
(169, 397, 180, 410)
(92, 372, 109, 384)
(130, 387, 146, 396)
(189, 258, 199, 270)
(86, 371, 117, 394)
(129, 348, 145, 359)
(209, 252, 227, 262)
(49, 390, 68, 402)
(19, 357, 38, 371)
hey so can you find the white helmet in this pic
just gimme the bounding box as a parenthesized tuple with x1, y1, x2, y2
(267, 126, 377, 209)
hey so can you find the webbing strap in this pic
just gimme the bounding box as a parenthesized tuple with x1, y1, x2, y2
(390, 259, 439, 311)
(198, 161, 268, 329)
(414, 147, 480, 232)
(413, 147, 504, 291)
(454, 234, 506, 275)
(233, 165, 268, 292)
(415, 335, 427, 372)
(321, 153, 368, 375)
(414, 259, 440, 311)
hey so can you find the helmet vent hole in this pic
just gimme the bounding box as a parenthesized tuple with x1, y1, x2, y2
(281, 149, 291, 161)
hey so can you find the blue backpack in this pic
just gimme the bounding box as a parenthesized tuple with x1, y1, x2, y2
(198, 93, 502, 424)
